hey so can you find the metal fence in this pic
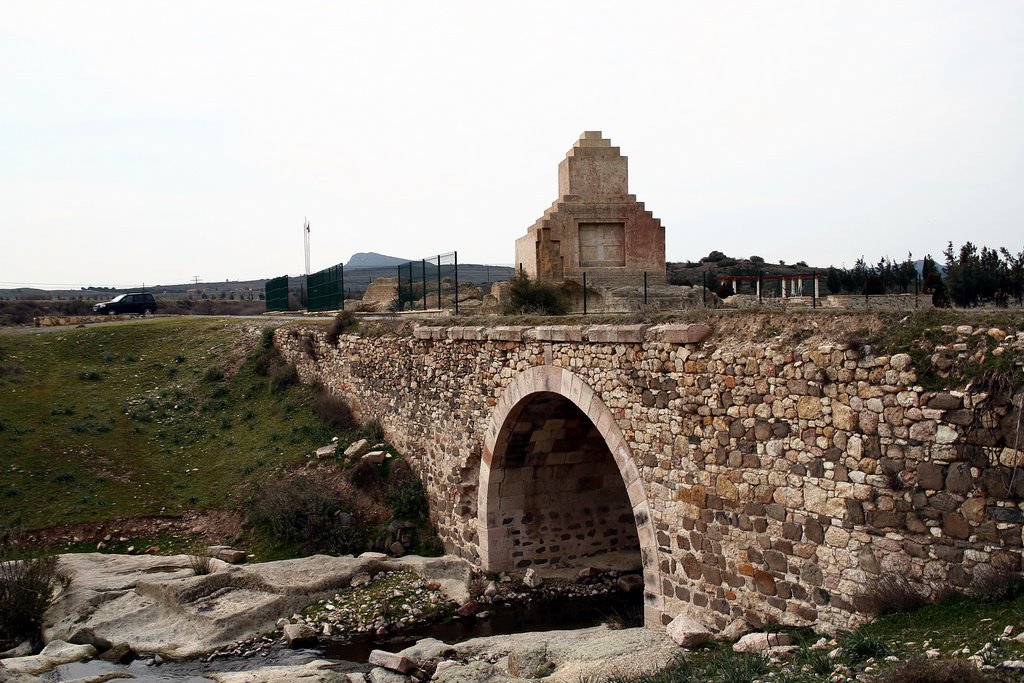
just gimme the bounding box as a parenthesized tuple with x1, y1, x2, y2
(306, 263, 345, 312)
(264, 275, 290, 311)
(395, 252, 462, 313)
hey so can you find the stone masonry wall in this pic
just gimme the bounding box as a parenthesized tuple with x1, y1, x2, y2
(276, 320, 1024, 632)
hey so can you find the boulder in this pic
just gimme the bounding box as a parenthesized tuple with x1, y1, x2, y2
(616, 574, 645, 592)
(666, 615, 712, 647)
(396, 637, 453, 669)
(216, 549, 248, 564)
(0, 641, 33, 659)
(345, 439, 370, 458)
(282, 623, 317, 648)
(733, 632, 793, 653)
(315, 444, 338, 459)
(69, 626, 113, 652)
(1, 640, 97, 675)
(367, 649, 416, 674)
(363, 450, 387, 464)
(523, 568, 543, 588)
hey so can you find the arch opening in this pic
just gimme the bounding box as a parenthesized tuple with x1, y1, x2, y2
(483, 392, 640, 571)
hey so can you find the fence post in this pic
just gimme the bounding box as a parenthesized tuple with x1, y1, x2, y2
(339, 265, 345, 311)
(396, 266, 402, 311)
(454, 251, 459, 315)
(915, 271, 919, 308)
(812, 270, 816, 309)
(422, 259, 427, 311)
(583, 272, 588, 315)
(437, 255, 442, 310)
(702, 272, 707, 306)
(643, 272, 648, 306)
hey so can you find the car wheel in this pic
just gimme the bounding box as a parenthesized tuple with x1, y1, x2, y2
(107, 309, 117, 315)
(143, 308, 153, 316)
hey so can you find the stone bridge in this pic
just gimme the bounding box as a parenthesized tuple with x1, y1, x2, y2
(276, 320, 1024, 632)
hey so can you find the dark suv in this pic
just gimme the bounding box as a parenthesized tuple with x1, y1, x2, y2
(93, 292, 158, 315)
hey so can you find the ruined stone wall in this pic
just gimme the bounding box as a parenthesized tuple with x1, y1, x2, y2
(276, 320, 1024, 633)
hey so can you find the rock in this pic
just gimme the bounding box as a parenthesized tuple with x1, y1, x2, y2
(69, 626, 113, 652)
(315, 444, 338, 459)
(483, 581, 498, 598)
(358, 552, 388, 560)
(456, 601, 478, 617)
(616, 574, 645, 592)
(733, 632, 793, 653)
(367, 649, 416, 674)
(351, 572, 372, 588)
(345, 439, 370, 458)
(523, 568, 543, 589)
(1, 640, 97, 675)
(363, 450, 387, 464)
(282, 623, 317, 648)
(397, 637, 453, 669)
(97, 642, 136, 663)
(389, 542, 406, 557)
(719, 618, 755, 641)
(926, 648, 941, 659)
(0, 641, 33, 658)
(347, 674, 369, 683)
(216, 549, 248, 564)
(666, 615, 712, 647)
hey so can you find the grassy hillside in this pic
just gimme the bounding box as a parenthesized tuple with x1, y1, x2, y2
(0, 318, 361, 535)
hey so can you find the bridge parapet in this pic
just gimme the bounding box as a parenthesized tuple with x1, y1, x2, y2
(278, 320, 1024, 634)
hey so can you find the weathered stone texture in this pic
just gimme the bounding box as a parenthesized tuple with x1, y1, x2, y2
(277, 322, 1024, 633)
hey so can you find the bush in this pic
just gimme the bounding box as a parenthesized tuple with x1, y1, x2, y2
(246, 475, 365, 555)
(363, 419, 385, 444)
(880, 657, 989, 683)
(189, 553, 212, 576)
(326, 311, 358, 344)
(313, 385, 356, 428)
(348, 459, 384, 492)
(855, 572, 928, 617)
(503, 272, 569, 316)
(203, 366, 225, 382)
(0, 552, 69, 642)
(386, 474, 429, 523)
(268, 362, 298, 393)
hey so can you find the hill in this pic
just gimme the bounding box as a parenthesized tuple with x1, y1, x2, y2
(345, 252, 412, 268)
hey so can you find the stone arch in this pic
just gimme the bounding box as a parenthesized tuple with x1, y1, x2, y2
(478, 365, 663, 626)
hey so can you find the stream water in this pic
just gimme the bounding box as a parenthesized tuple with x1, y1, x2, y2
(41, 591, 643, 681)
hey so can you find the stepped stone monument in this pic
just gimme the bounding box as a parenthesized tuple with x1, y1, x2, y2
(515, 131, 666, 285)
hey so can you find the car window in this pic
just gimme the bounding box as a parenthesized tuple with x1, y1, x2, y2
(111, 295, 125, 302)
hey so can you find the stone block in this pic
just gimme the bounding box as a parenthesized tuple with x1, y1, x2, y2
(533, 325, 584, 342)
(733, 632, 793, 653)
(216, 548, 247, 564)
(283, 623, 317, 647)
(344, 439, 370, 458)
(367, 649, 416, 674)
(584, 325, 647, 343)
(666, 614, 712, 647)
(649, 324, 713, 345)
(315, 444, 337, 459)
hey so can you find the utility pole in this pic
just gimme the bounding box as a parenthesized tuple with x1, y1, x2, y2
(303, 218, 311, 276)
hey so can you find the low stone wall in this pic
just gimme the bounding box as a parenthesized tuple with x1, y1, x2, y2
(33, 314, 134, 327)
(277, 318, 1024, 633)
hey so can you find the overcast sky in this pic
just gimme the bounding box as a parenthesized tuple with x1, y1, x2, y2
(2, 1, 1022, 289)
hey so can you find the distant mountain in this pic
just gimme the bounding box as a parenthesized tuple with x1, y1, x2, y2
(914, 260, 947, 277)
(346, 252, 411, 269)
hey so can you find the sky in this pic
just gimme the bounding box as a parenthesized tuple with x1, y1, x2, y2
(1, 1, 1022, 289)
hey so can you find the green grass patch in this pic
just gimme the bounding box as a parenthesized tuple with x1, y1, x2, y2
(0, 318, 363, 533)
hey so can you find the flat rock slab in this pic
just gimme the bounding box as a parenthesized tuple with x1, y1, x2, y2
(45, 553, 471, 660)
(431, 625, 676, 683)
(209, 659, 353, 682)
(1, 641, 96, 675)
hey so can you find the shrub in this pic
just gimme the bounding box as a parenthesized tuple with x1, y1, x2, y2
(299, 334, 317, 359)
(385, 474, 429, 523)
(268, 362, 298, 393)
(838, 629, 888, 665)
(854, 572, 928, 616)
(0, 364, 24, 381)
(880, 657, 989, 683)
(0, 552, 69, 642)
(189, 553, 212, 576)
(246, 475, 365, 555)
(203, 366, 225, 382)
(313, 385, 356, 429)
(363, 419, 385, 444)
(503, 272, 569, 316)
(326, 311, 358, 344)
(77, 369, 103, 381)
(348, 460, 384, 492)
